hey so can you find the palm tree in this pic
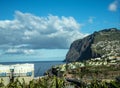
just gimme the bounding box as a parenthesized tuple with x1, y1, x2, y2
(29, 80, 35, 88)
(0, 78, 5, 88)
(50, 76, 65, 88)
(110, 81, 120, 88)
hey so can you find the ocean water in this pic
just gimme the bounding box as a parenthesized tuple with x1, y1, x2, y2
(0, 61, 65, 77)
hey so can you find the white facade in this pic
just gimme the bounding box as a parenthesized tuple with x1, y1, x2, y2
(0, 64, 34, 77)
(0, 64, 34, 76)
(0, 65, 10, 73)
(0, 64, 34, 85)
(0, 64, 34, 75)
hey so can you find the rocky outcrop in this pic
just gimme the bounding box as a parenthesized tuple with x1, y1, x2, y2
(65, 28, 120, 62)
(65, 34, 100, 62)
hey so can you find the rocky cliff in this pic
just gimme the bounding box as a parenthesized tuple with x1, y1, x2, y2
(65, 28, 120, 62)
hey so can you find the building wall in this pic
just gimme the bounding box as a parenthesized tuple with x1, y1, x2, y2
(0, 64, 34, 86)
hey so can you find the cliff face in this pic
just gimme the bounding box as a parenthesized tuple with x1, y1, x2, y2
(65, 28, 120, 62)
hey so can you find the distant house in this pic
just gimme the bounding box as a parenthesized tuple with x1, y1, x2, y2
(108, 56, 115, 60)
(0, 64, 34, 86)
(95, 58, 101, 60)
(116, 57, 120, 61)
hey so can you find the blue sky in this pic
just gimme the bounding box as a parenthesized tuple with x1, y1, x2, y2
(0, 0, 120, 62)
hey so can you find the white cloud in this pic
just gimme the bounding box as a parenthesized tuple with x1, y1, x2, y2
(6, 48, 18, 53)
(5, 48, 34, 55)
(0, 11, 88, 52)
(88, 17, 95, 24)
(108, 0, 119, 12)
(23, 49, 34, 54)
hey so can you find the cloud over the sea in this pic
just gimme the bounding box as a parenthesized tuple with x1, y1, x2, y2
(0, 11, 87, 54)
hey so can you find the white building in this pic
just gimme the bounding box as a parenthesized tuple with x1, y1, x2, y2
(0, 64, 34, 86)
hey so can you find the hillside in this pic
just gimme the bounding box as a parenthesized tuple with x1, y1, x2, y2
(65, 28, 120, 62)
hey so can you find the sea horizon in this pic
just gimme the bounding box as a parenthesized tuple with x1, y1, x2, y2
(0, 60, 64, 63)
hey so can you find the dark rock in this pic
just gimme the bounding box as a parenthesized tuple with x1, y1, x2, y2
(116, 76, 120, 82)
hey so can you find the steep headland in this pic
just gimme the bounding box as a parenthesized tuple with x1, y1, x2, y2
(65, 28, 120, 62)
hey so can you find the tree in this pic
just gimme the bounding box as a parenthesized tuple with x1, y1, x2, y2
(0, 78, 5, 88)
